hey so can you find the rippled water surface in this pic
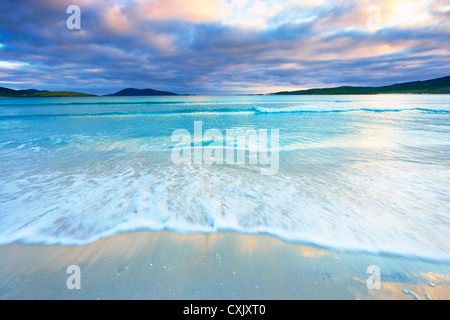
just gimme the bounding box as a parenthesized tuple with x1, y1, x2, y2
(0, 95, 449, 262)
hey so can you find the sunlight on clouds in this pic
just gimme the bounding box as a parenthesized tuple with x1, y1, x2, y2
(342, 43, 413, 59)
(0, 81, 33, 84)
(0, 61, 29, 70)
(144, 32, 177, 55)
(223, 0, 288, 29)
(439, 4, 450, 13)
(85, 68, 102, 73)
(135, 0, 233, 22)
(0, 0, 447, 94)
(387, 0, 434, 28)
(102, 4, 134, 34)
(364, 0, 436, 30)
(100, 0, 445, 34)
(217, 81, 309, 94)
(100, 3, 177, 54)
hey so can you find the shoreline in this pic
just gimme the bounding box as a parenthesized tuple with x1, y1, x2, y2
(0, 230, 448, 300)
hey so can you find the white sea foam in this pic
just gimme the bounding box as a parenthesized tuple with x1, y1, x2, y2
(0, 159, 449, 263)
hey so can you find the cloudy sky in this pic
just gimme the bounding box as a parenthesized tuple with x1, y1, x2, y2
(0, 0, 449, 95)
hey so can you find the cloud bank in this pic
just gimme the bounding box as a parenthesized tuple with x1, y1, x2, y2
(0, 0, 449, 94)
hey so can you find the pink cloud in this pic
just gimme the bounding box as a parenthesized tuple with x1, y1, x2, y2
(102, 4, 133, 34)
(134, 0, 233, 22)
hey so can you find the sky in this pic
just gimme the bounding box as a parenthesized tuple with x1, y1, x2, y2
(0, 0, 449, 95)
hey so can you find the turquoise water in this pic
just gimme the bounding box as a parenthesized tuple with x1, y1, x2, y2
(0, 95, 449, 262)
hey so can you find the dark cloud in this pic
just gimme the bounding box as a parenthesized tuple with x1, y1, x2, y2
(0, 0, 448, 94)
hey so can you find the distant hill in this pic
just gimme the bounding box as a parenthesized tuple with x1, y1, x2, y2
(105, 88, 179, 96)
(272, 76, 450, 95)
(0, 86, 96, 97)
(29, 91, 97, 97)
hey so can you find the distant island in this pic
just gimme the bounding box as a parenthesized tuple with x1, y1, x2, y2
(272, 76, 450, 95)
(104, 88, 179, 96)
(1, 76, 449, 97)
(0, 87, 97, 97)
(0, 87, 180, 97)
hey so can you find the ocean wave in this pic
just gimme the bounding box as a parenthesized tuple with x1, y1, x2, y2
(254, 106, 450, 113)
(0, 163, 449, 263)
(0, 108, 256, 120)
(1, 106, 449, 120)
(1, 96, 450, 265)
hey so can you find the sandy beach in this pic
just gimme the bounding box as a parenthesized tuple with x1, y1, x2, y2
(0, 230, 448, 300)
(2, 0, 450, 305)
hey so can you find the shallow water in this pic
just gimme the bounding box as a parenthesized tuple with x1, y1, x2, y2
(0, 94, 449, 263)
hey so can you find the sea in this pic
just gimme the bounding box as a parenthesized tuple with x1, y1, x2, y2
(0, 94, 449, 263)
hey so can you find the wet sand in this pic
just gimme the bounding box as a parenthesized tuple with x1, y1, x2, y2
(0, 231, 449, 300)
